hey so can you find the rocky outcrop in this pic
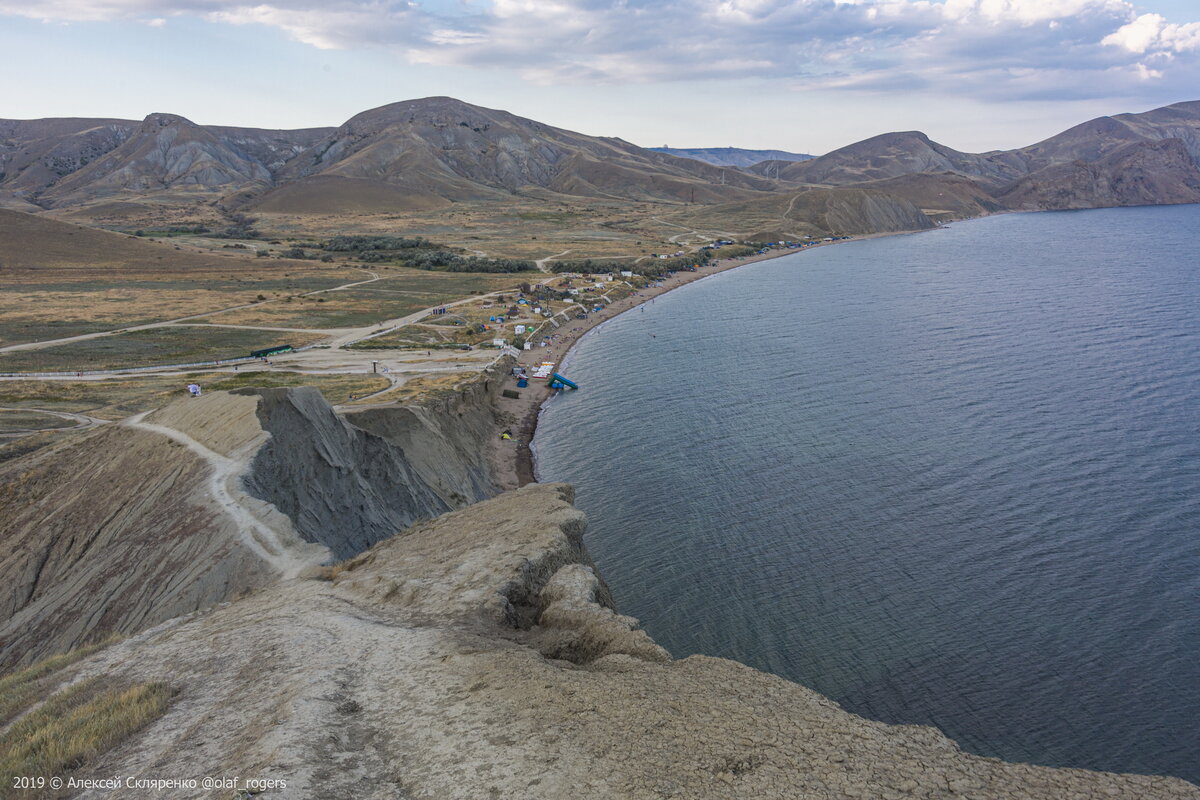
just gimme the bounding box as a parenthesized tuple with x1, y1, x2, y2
(37, 483, 1200, 799)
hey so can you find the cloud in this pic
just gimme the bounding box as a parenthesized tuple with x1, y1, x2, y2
(1103, 13, 1200, 54)
(2, 0, 1199, 103)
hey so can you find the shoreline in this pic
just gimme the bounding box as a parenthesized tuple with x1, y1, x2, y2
(502, 228, 926, 487)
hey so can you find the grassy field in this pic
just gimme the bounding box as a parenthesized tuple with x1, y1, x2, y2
(0, 372, 391, 419)
(0, 328, 329, 373)
(195, 268, 533, 329)
(345, 324, 466, 350)
(344, 372, 478, 406)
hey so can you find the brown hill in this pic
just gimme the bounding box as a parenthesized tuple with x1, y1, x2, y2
(266, 96, 776, 208)
(37, 113, 275, 208)
(0, 207, 255, 273)
(668, 185, 936, 240)
(750, 101, 1200, 206)
(0, 115, 331, 212)
(3, 98, 1200, 235)
(996, 138, 1200, 211)
(0, 117, 135, 206)
(846, 173, 1007, 222)
(1003, 101, 1200, 172)
(751, 131, 1023, 188)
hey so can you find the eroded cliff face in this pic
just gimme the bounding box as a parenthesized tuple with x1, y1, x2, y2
(35, 484, 1200, 800)
(0, 372, 505, 668)
(997, 139, 1200, 211)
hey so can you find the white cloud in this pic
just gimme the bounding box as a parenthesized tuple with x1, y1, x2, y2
(1, 0, 1198, 103)
(1103, 13, 1200, 54)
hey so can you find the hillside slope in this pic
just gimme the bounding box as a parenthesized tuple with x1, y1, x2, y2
(752, 101, 1200, 199)
(261, 96, 776, 210)
(649, 146, 814, 168)
(997, 138, 1200, 210)
(34, 482, 1200, 799)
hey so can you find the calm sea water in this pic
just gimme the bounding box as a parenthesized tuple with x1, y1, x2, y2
(534, 205, 1200, 782)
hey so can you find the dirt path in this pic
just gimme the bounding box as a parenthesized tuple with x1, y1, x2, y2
(125, 412, 328, 577)
(0, 406, 109, 436)
(535, 249, 574, 273)
(650, 217, 711, 245)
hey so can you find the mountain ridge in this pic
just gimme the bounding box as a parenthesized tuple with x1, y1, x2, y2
(2, 97, 1199, 232)
(649, 146, 815, 168)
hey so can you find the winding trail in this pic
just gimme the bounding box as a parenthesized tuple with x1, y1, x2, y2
(650, 216, 712, 245)
(0, 406, 109, 436)
(125, 412, 328, 577)
(534, 250, 573, 273)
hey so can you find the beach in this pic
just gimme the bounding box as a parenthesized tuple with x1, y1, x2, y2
(489, 234, 903, 489)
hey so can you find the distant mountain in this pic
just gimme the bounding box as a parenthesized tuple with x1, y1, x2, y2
(749, 131, 1024, 188)
(997, 138, 1200, 211)
(750, 101, 1200, 199)
(0, 114, 332, 210)
(648, 147, 813, 168)
(259, 97, 776, 212)
(2, 98, 1200, 235)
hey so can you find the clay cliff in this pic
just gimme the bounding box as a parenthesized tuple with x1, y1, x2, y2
(0, 368, 506, 668)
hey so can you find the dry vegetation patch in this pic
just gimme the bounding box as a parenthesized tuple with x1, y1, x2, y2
(348, 372, 474, 405)
(0, 410, 76, 433)
(0, 679, 173, 799)
(0, 329, 329, 373)
(0, 372, 390, 419)
(0, 639, 117, 729)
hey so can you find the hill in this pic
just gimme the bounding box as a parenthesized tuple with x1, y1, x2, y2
(751, 131, 1023, 188)
(0, 115, 331, 211)
(997, 138, 1200, 210)
(648, 146, 814, 168)
(745, 102, 1200, 197)
(261, 97, 777, 211)
(0, 207, 253, 272)
(3, 98, 1200, 244)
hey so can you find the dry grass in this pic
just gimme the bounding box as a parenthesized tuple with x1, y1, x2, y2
(347, 372, 474, 405)
(0, 410, 76, 433)
(0, 372, 390, 419)
(0, 328, 330, 373)
(0, 638, 118, 729)
(0, 680, 173, 799)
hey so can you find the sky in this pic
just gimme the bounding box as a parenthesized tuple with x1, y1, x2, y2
(1, 0, 1198, 154)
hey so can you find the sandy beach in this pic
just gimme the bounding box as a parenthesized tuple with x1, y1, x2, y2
(489, 233, 907, 489)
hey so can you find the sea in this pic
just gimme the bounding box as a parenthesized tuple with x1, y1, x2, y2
(533, 204, 1200, 783)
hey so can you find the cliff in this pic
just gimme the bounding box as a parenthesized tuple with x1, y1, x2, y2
(28, 483, 1200, 799)
(0, 366, 507, 667)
